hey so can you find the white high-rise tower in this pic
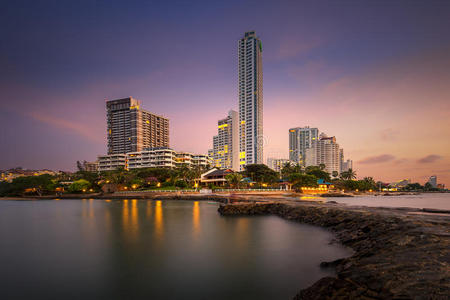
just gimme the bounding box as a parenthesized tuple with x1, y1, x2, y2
(238, 31, 263, 170)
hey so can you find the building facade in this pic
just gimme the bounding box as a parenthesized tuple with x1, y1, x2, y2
(98, 154, 127, 171)
(238, 31, 263, 169)
(267, 158, 295, 173)
(107, 97, 169, 154)
(289, 127, 319, 166)
(212, 110, 239, 171)
(340, 159, 353, 173)
(98, 148, 210, 171)
(428, 175, 437, 188)
(305, 134, 341, 175)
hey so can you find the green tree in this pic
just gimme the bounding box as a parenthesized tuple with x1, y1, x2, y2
(340, 168, 356, 180)
(289, 173, 318, 189)
(305, 166, 331, 181)
(281, 162, 302, 179)
(225, 173, 243, 188)
(175, 180, 188, 189)
(243, 164, 279, 184)
(68, 179, 91, 193)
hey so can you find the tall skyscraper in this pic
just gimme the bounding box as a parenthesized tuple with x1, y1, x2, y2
(106, 97, 169, 154)
(289, 127, 319, 165)
(212, 110, 239, 171)
(238, 31, 263, 170)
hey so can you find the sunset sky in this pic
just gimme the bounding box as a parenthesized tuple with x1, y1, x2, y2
(1, 0, 449, 186)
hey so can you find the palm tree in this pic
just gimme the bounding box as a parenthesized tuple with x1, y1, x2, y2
(225, 173, 243, 188)
(340, 168, 356, 180)
(347, 168, 357, 180)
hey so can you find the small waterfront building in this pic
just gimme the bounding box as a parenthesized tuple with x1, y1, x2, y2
(200, 168, 234, 186)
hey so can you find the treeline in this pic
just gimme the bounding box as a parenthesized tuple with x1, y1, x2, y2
(0, 166, 208, 197)
(2, 162, 436, 197)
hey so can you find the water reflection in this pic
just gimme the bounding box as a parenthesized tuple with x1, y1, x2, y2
(146, 200, 152, 219)
(192, 201, 200, 238)
(154, 200, 163, 239)
(0, 200, 353, 300)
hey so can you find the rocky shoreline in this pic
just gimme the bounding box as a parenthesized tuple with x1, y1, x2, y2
(218, 202, 450, 299)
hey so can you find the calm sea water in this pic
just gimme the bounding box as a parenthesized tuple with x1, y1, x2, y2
(326, 193, 450, 210)
(0, 199, 351, 300)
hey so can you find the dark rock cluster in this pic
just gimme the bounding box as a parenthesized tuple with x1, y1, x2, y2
(218, 202, 450, 299)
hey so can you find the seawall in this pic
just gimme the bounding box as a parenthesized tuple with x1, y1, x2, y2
(218, 202, 449, 299)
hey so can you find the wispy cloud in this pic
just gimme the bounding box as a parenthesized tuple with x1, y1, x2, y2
(358, 154, 396, 164)
(379, 128, 398, 141)
(29, 112, 102, 143)
(276, 37, 322, 60)
(417, 154, 443, 164)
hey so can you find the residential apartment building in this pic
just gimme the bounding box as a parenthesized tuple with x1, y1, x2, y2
(98, 148, 210, 171)
(211, 110, 239, 171)
(107, 97, 169, 154)
(267, 158, 295, 172)
(305, 134, 341, 175)
(341, 159, 353, 173)
(239, 31, 263, 169)
(289, 127, 319, 166)
(98, 154, 127, 171)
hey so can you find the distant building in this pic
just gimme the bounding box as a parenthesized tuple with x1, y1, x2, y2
(289, 127, 319, 166)
(305, 133, 341, 175)
(428, 175, 437, 188)
(0, 169, 57, 182)
(212, 110, 239, 171)
(83, 161, 98, 172)
(390, 179, 411, 188)
(267, 158, 295, 172)
(106, 97, 169, 154)
(341, 159, 353, 173)
(239, 31, 263, 169)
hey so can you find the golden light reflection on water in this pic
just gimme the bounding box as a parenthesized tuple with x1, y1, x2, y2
(89, 199, 95, 219)
(300, 196, 322, 201)
(192, 201, 200, 238)
(146, 200, 152, 219)
(154, 200, 163, 238)
(235, 218, 249, 250)
(131, 199, 139, 237)
(123, 199, 129, 228)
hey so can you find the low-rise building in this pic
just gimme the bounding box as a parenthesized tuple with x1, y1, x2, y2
(84, 161, 99, 172)
(98, 154, 127, 171)
(192, 154, 212, 168)
(98, 147, 210, 171)
(200, 168, 234, 186)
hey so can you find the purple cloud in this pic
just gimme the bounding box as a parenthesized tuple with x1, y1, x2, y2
(417, 155, 443, 164)
(358, 154, 396, 164)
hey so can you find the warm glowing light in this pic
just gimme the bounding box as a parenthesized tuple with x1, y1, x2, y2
(155, 200, 163, 238)
(156, 182, 161, 187)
